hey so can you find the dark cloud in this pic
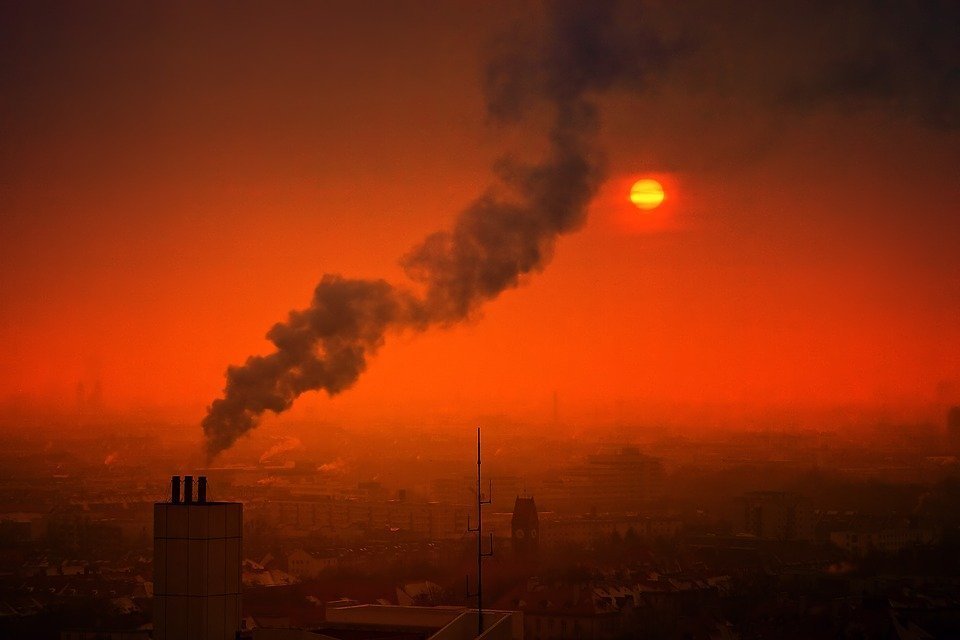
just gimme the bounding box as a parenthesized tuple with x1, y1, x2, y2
(772, 0, 960, 128)
(203, 0, 958, 456)
(203, 0, 675, 456)
(667, 0, 960, 128)
(483, 1, 682, 123)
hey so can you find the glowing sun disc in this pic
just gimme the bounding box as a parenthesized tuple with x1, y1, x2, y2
(630, 179, 665, 209)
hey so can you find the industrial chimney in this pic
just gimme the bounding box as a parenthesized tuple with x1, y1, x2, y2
(155, 476, 242, 640)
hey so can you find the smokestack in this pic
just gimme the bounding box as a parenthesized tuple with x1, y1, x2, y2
(184, 475, 194, 504)
(171, 476, 181, 504)
(198, 476, 207, 504)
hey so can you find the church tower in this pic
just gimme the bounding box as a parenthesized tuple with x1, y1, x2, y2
(511, 495, 539, 559)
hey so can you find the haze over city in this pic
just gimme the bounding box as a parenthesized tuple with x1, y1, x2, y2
(3, 0, 958, 444)
(1, 1, 958, 639)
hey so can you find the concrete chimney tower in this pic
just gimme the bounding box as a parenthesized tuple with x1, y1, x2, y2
(154, 475, 242, 640)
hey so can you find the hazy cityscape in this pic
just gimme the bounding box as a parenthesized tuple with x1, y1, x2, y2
(3, 0, 959, 638)
(0, 411, 958, 638)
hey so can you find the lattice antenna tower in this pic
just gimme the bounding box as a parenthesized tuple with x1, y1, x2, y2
(465, 426, 493, 636)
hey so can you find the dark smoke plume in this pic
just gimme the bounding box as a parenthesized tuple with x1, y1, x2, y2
(203, 1, 672, 457)
(763, 0, 960, 129)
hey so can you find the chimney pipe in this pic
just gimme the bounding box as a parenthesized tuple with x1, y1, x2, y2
(184, 475, 194, 504)
(198, 476, 207, 504)
(171, 476, 181, 504)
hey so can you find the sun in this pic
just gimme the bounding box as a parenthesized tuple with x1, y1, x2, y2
(630, 178, 665, 210)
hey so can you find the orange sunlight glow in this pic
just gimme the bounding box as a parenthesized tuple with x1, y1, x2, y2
(602, 173, 683, 235)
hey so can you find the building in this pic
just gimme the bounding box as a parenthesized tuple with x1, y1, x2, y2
(948, 405, 960, 451)
(829, 524, 938, 555)
(537, 515, 682, 548)
(741, 491, 813, 541)
(286, 548, 338, 579)
(537, 447, 664, 514)
(263, 495, 470, 541)
(511, 496, 539, 559)
(496, 584, 623, 640)
(154, 475, 242, 640)
(246, 604, 522, 639)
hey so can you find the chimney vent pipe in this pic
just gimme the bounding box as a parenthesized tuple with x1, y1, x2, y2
(184, 475, 194, 504)
(171, 476, 181, 504)
(198, 476, 207, 504)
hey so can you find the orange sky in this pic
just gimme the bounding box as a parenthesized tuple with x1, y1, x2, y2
(2, 1, 958, 437)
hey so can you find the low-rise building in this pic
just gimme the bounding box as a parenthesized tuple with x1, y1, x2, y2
(829, 526, 938, 555)
(741, 491, 813, 541)
(246, 604, 521, 640)
(538, 515, 682, 548)
(286, 549, 338, 579)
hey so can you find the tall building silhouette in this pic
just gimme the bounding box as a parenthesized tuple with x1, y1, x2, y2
(154, 475, 242, 640)
(511, 495, 539, 559)
(948, 405, 960, 452)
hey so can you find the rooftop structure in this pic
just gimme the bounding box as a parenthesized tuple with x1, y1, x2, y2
(154, 475, 242, 640)
(248, 604, 521, 640)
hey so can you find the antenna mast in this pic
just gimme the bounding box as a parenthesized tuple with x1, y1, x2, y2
(466, 426, 493, 636)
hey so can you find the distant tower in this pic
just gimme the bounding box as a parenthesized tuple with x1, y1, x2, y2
(154, 475, 242, 640)
(948, 406, 960, 451)
(511, 495, 539, 559)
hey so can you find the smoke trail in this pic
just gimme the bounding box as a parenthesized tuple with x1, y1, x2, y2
(204, 276, 415, 456)
(203, 1, 672, 457)
(258, 435, 303, 464)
